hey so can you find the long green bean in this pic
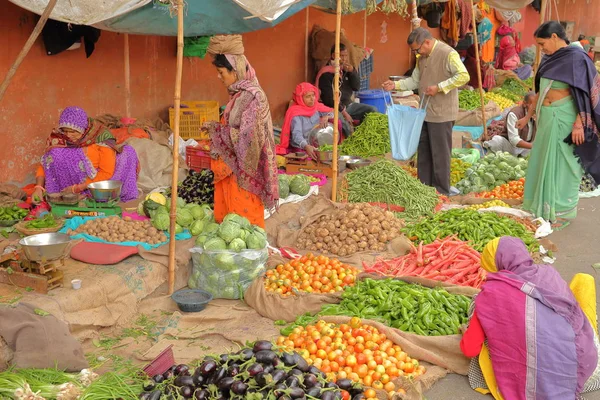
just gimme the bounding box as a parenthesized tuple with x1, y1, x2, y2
(339, 113, 391, 158)
(341, 159, 439, 218)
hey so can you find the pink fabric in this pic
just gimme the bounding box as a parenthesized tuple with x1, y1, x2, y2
(277, 83, 333, 155)
(495, 36, 519, 70)
(314, 65, 337, 88)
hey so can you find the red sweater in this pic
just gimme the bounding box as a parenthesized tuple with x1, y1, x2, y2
(460, 310, 486, 358)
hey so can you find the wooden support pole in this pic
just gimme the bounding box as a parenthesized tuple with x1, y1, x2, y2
(534, 0, 548, 74)
(305, 7, 310, 83)
(331, 0, 342, 202)
(124, 34, 131, 117)
(168, 0, 184, 295)
(470, 0, 488, 140)
(0, 0, 58, 102)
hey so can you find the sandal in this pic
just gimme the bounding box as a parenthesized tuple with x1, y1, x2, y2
(551, 218, 571, 231)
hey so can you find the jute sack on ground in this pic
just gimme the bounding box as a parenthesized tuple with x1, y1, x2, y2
(456, 101, 501, 127)
(449, 194, 522, 206)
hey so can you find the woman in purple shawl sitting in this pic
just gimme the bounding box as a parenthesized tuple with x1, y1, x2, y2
(460, 236, 600, 399)
(32, 107, 139, 203)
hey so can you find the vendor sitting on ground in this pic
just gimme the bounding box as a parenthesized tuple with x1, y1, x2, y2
(32, 106, 139, 203)
(276, 82, 334, 159)
(460, 237, 600, 400)
(483, 92, 536, 156)
(496, 36, 532, 81)
(316, 44, 378, 136)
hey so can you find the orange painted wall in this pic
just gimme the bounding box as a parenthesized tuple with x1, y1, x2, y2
(0, 0, 417, 184)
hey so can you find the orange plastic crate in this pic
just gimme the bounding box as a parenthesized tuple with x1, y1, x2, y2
(186, 146, 211, 171)
(169, 101, 219, 140)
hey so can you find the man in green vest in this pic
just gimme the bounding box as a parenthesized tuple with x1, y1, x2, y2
(383, 28, 469, 195)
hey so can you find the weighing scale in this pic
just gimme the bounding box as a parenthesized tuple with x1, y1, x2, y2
(49, 196, 122, 218)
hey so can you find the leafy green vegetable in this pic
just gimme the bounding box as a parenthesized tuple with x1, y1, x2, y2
(228, 238, 247, 252)
(289, 175, 311, 196)
(190, 220, 206, 236)
(218, 221, 242, 243)
(204, 237, 228, 251)
(176, 209, 194, 228)
(151, 211, 170, 231)
(223, 213, 251, 230)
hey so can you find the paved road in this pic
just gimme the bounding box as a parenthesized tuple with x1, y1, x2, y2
(425, 197, 600, 400)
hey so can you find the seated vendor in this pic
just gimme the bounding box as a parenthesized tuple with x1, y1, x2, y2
(32, 106, 139, 203)
(496, 36, 532, 80)
(483, 92, 535, 156)
(276, 82, 334, 159)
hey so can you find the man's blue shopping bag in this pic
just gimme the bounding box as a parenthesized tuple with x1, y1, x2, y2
(387, 96, 429, 161)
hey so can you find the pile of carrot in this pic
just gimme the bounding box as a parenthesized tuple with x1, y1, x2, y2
(363, 237, 486, 288)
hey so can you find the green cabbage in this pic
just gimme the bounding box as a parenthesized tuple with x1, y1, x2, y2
(218, 221, 242, 243)
(187, 276, 198, 289)
(206, 272, 220, 288)
(246, 231, 267, 250)
(168, 223, 183, 234)
(228, 238, 247, 252)
(190, 220, 206, 236)
(204, 237, 227, 250)
(204, 223, 220, 234)
(195, 234, 209, 247)
(201, 205, 214, 221)
(223, 213, 251, 230)
(214, 253, 236, 270)
(188, 204, 205, 221)
(152, 212, 170, 231)
(279, 175, 290, 198)
(176, 209, 194, 227)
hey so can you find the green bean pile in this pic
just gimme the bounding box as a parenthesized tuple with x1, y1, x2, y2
(403, 208, 539, 252)
(341, 159, 439, 218)
(459, 90, 481, 110)
(339, 113, 391, 158)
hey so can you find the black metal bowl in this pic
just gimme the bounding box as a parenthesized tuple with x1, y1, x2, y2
(171, 289, 213, 312)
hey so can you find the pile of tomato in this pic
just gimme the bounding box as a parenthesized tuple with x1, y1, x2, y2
(277, 318, 425, 399)
(476, 178, 525, 200)
(264, 254, 359, 296)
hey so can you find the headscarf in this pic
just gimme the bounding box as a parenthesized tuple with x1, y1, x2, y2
(276, 83, 333, 155)
(480, 237, 499, 272)
(477, 17, 493, 45)
(207, 53, 279, 209)
(476, 237, 597, 397)
(495, 36, 518, 70)
(535, 45, 600, 183)
(46, 107, 120, 152)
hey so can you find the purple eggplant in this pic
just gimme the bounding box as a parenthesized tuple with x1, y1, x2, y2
(255, 350, 277, 365)
(288, 388, 305, 399)
(152, 374, 165, 384)
(271, 370, 287, 384)
(219, 354, 230, 364)
(138, 393, 151, 400)
(231, 381, 248, 395)
(321, 392, 336, 400)
(227, 365, 240, 377)
(289, 369, 302, 377)
(142, 381, 156, 391)
(148, 390, 162, 400)
(209, 367, 227, 385)
(240, 348, 254, 361)
(192, 374, 205, 386)
(254, 372, 273, 387)
(246, 363, 264, 377)
(281, 352, 296, 367)
(292, 353, 309, 372)
(194, 389, 210, 400)
(179, 386, 194, 399)
(308, 366, 325, 378)
(198, 360, 218, 377)
(351, 394, 365, 400)
(218, 377, 235, 392)
(252, 340, 273, 353)
(285, 375, 300, 388)
(336, 379, 352, 391)
(174, 375, 194, 387)
(306, 387, 321, 397)
(303, 374, 318, 389)
(263, 365, 274, 374)
(162, 370, 174, 380)
(278, 395, 292, 400)
(349, 386, 364, 397)
(175, 364, 191, 376)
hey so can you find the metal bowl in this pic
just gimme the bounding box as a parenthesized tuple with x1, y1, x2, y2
(19, 232, 71, 262)
(346, 158, 372, 169)
(316, 150, 333, 162)
(338, 155, 353, 162)
(171, 289, 213, 312)
(88, 180, 122, 202)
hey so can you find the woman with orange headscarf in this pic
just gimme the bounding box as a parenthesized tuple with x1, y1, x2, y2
(276, 83, 333, 159)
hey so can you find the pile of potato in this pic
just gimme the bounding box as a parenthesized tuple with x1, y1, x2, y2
(296, 203, 404, 257)
(72, 216, 167, 244)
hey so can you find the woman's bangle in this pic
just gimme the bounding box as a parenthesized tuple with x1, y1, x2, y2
(34, 185, 45, 192)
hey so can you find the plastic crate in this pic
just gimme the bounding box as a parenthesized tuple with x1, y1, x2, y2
(143, 345, 174, 377)
(169, 101, 219, 140)
(186, 146, 211, 171)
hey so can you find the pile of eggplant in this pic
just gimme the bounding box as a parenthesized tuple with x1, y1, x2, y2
(139, 341, 365, 400)
(166, 169, 214, 207)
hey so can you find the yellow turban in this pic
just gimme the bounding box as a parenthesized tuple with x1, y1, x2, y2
(481, 238, 500, 272)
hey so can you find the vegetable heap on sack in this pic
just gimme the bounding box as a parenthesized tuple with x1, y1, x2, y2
(164, 169, 214, 207)
(450, 158, 470, 186)
(501, 78, 531, 97)
(0, 206, 27, 222)
(476, 178, 525, 200)
(341, 159, 439, 218)
(318, 278, 470, 336)
(194, 213, 266, 251)
(404, 208, 538, 252)
(339, 113, 391, 158)
(295, 203, 404, 257)
(140, 194, 215, 235)
(73, 216, 168, 245)
(139, 341, 359, 400)
(468, 200, 511, 210)
(278, 174, 311, 199)
(264, 253, 359, 295)
(364, 238, 486, 289)
(458, 90, 481, 111)
(456, 152, 527, 194)
(277, 318, 421, 397)
(484, 92, 514, 110)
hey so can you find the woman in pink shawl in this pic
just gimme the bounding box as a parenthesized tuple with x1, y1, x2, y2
(461, 236, 600, 399)
(276, 82, 333, 159)
(496, 36, 532, 80)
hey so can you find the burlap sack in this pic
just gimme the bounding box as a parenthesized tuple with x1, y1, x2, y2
(449, 194, 522, 206)
(0, 303, 88, 371)
(494, 69, 519, 87)
(0, 184, 26, 202)
(310, 25, 365, 77)
(456, 101, 502, 127)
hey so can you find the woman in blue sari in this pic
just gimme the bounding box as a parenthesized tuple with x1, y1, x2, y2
(518, 21, 600, 229)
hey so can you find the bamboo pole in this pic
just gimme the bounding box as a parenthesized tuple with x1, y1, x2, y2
(533, 0, 548, 74)
(305, 7, 310, 83)
(168, 0, 184, 295)
(331, 0, 342, 202)
(124, 34, 131, 117)
(470, 0, 488, 140)
(0, 0, 58, 102)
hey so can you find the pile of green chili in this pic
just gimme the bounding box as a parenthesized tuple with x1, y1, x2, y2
(339, 113, 391, 158)
(340, 159, 439, 218)
(319, 278, 470, 336)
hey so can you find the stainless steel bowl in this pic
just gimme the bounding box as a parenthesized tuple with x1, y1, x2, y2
(19, 233, 71, 262)
(88, 180, 122, 202)
(316, 150, 333, 162)
(346, 158, 372, 169)
(338, 155, 353, 162)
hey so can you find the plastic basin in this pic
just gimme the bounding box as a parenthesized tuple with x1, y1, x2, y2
(171, 289, 213, 312)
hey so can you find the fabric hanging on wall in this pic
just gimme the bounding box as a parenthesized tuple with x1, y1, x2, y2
(42, 19, 101, 58)
(484, 0, 533, 11)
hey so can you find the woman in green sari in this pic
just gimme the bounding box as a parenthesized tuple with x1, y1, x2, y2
(518, 21, 600, 229)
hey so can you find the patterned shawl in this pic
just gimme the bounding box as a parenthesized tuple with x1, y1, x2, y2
(535, 45, 600, 182)
(46, 118, 121, 153)
(208, 54, 279, 209)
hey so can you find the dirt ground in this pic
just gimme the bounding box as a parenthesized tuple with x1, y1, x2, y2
(425, 196, 600, 400)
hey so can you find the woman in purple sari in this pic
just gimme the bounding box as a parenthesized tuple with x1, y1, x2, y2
(461, 236, 599, 399)
(33, 107, 139, 203)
